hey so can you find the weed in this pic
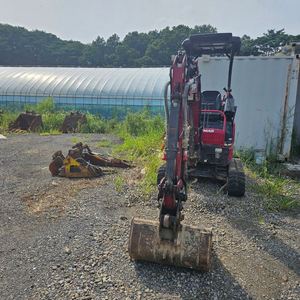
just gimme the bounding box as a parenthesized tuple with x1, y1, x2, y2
(216, 183, 226, 195)
(254, 211, 265, 225)
(96, 139, 112, 148)
(115, 174, 123, 192)
(242, 156, 300, 211)
(72, 186, 79, 195)
(39, 111, 66, 133)
(228, 200, 237, 206)
(1, 131, 8, 136)
(79, 113, 108, 133)
(113, 111, 165, 199)
(0, 111, 19, 132)
(72, 137, 82, 143)
(35, 98, 56, 114)
(40, 130, 61, 136)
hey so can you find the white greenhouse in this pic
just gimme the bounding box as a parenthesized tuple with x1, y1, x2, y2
(0, 67, 169, 116)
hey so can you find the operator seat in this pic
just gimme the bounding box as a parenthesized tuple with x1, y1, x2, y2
(201, 91, 222, 111)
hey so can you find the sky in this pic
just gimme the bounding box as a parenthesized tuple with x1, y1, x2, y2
(0, 0, 300, 44)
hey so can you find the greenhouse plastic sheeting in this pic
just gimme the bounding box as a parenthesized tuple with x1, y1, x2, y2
(0, 67, 170, 115)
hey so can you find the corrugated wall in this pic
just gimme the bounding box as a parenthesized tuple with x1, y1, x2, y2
(198, 56, 300, 158)
(293, 65, 300, 145)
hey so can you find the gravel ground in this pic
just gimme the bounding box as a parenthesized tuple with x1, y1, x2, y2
(0, 133, 299, 300)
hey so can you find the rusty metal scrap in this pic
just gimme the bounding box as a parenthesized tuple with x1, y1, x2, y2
(10, 110, 43, 132)
(83, 153, 132, 168)
(73, 142, 132, 168)
(60, 112, 87, 133)
(9, 128, 28, 134)
(49, 142, 131, 177)
(49, 151, 65, 175)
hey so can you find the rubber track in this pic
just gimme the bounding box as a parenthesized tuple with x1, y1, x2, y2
(227, 158, 245, 197)
(157, 163, 166, 185)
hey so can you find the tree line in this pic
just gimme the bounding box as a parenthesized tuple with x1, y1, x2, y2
(0, 23, 299, 67)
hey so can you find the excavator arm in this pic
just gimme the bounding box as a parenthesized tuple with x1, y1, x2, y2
(129, 46, 212, 271)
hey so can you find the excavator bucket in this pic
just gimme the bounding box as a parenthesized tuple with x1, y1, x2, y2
(128, 218, 212, 271)
(60, 112, 87, 133)
(10, 111, 43, 132)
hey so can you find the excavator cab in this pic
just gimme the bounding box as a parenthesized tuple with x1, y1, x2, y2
(183, 34, 245, 195)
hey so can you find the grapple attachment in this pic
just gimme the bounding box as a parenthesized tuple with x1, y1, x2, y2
(128, 218, 212, 271)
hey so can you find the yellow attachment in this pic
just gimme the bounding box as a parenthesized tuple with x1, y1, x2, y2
(63, 156, 102, 178)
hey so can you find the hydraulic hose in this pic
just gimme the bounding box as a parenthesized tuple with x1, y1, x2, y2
(164, 81, 171, 132)
(182, 79, 196, 149)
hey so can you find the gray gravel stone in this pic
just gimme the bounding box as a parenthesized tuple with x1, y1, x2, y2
(0, 134, 299, 300)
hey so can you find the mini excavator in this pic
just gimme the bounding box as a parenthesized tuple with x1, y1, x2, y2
(129, 33, 245, 271)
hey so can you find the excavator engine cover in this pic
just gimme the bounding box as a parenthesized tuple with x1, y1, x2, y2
(129, 218, 212, 271)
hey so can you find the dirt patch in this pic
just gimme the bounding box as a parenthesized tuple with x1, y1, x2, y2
(20, 178, 107, 216)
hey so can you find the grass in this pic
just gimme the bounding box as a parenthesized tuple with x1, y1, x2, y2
(255, 211, 265, 225)
(0, 111, 19, 132)
(113, 112, 165, 199)
(96, 139, 112, 148)
(115, 173, 123, 192)
(72, 137, 83, 143)
(40, 130, 61, 136)
(238, 149, 300, 211)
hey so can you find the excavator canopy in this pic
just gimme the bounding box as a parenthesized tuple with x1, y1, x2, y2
(182, 33, 241, 57)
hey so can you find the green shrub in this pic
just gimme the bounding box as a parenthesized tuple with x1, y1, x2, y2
(0, 110, 19, 132)
(123, 109, 164, 137)
(42, 112, 66, 132)
(114, 111, 165, 198)
(35, 97, 56, 114)
(238, 149, 300, 211)
(79, 114, 107, 133)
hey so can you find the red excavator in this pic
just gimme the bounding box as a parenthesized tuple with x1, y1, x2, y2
(129, 33, 245, 271)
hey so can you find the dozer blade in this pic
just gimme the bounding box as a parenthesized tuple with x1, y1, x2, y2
(128, 218, 212, 271)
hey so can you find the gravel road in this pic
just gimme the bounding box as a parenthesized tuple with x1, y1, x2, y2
(0, 133, 299, 300)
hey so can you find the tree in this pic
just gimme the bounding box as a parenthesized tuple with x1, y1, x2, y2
(253, 29, 290, 56)
(190, 24, 217, 35)
(1, 23, 299, 67)
(80, 36, 107, 66)
(238, 35, 259, 56)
